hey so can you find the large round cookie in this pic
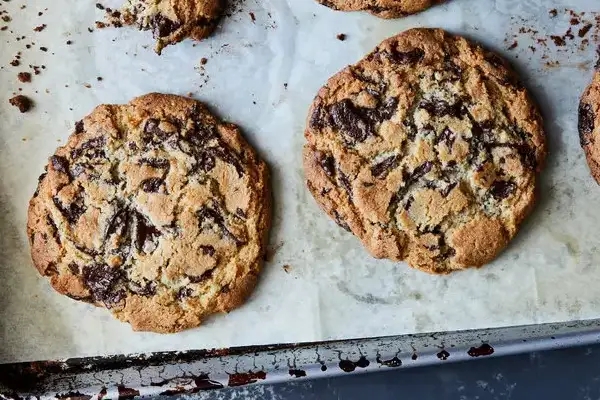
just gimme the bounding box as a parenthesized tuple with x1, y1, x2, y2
(579, 58, 600, 182)
(27, 93, 271, 333)
(315, 0, 445, 18)
(116, 0, 223, 54)
(304, 28, 545, 274)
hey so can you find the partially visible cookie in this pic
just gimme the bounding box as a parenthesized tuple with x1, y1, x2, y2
(579, 51, 600, 182)
(27, 93, 271, 333)
(316, 0, 445, 18)
(304, 28, 545, 274)
(111, 0, 224, 54)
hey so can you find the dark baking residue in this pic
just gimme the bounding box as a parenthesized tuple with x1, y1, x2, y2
(339, 356, 370, 372)
(467, 343, 495, 357)
(436, 350, 450, 361)
(289, 369, 307, 378)
(117, 386, 140, 400)
(228, 371, 267, 387)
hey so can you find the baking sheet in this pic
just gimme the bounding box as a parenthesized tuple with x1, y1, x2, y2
(0, 0, 599, 363)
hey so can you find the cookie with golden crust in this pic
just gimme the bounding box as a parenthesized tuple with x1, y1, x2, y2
(316, 0, 445, 18)
(114, 0, 224, 54)
(304, 28, 545, 274)
(27, 93, 271, 333)
(579, 53, 600, 183)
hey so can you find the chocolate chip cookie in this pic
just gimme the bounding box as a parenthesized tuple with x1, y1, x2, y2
(579, 52, 600, 183)
(316, 0, 445, 18)
(27, 93, 271, 333)
(113, 0, 223, 54)
(304, 28, 545, 274)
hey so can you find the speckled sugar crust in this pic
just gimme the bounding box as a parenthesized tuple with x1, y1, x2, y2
(579, 50, 600, 183)
(304, 28, 546, 274)
(27, 93, 271, 333)
(114, 0, 224, 54)
(315, 0, 445, 18)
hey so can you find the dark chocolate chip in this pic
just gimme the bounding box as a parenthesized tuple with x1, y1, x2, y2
(441, 182, 457, 197)
(177, 287, 193, 300)
(129, 281, 156, 296)
(75, 120, 84, 134)
(200, 245, 216, 256)
(139, 158, 170, 169)
(70, 136, 106, 159)
(197, 205, 246, 245)
(435, 127, 457, 148)
(82, 264, 125, 305)
(319, 153, 336, 178)
(235, 208, 247, 219)
(53, 196, 86, 224)
(309, 105, 329, 129)
(188, 268, 214, 284)
(371, 155, 399, 178)
(489, 180, 516, 200)
(68, 263, 79, 274)
(387, 47, 425, 64)
(150, 14, 181, 38)
(333, 210, 351, 232)
(330, 99, 372, 143)
(338, 169, 353, 199)
(140, 177, 164, 193)
(419, 99, 465, 118)
(50, 155, 70, 175)
(579, 102, 595, 147)
(410, 162, 433, 181)
(134, 213, 161, 254)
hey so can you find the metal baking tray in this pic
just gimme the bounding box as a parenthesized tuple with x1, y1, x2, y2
(2, 319, 600, 398)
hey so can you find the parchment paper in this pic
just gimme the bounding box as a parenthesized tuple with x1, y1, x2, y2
(0, 0, 599, 363)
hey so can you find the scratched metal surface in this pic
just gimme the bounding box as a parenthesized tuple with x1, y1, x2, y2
(1, 319, 600, 399)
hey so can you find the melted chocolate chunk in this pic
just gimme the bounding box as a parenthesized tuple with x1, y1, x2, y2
(411, 161, 433, 181)
(143, 118, 173, 146)
(53, 196, 86, 224)
(197, 205, 246, 245)
(338, 169, 353, 199)
(441, 182, 457, 197)
(196, 152, 216, 173)
(435, 127, 457, 148)
(134, 212, 161, 254)
(388, 48, 425, 64)
(333, 210, 351, 232)
(579, 102, 595, 147)
(189, 268, 214, 284)
(82, 264, 125, 305)
(130, 281, 156, 296)
(319, 153, 336, 178)
(51, 155, 70, 175)
(310, 105, 328, 129)
(139, 158, 169, 169)
(46, 215, 61, 244)
(490, 180, 516, 200)
(330, 99, 372, 143)
(235, 208, 247, 219)
(419, 99, 465, 118)
(150, 14, 181, 38)
(371, 155, 399, 178)
(70, 136, 106, 159)
(200, 245, 216, 256)
(75, 120, 84, 134)
(140, 177, 164, 193)
(68, 263, 79, 274)
(177, 287, 193, 300)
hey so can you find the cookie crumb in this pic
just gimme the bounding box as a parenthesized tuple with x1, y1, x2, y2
(508, 41, 518, 50)
(33, 24, 46, 32)
(549, 9, 558, 17)
(10, 59, 19, 67)
(84, 83, 92, 89)
(17, 72, 31, 83)
(9, 95, 32, 113)
(282, 265, 291, 273)
(336, 33, 346, 41)
(200, 57, 208, 65)
(249, 12, 256, 23)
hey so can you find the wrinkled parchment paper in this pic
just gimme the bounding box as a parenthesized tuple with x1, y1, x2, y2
(0, 0, 599, 362)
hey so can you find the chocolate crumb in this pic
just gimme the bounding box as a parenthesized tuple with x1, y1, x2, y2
(579, 24, 593, 38)
(282, 265, 291, 273)
(9, 95, 32, 113)
(337, 33, 346, 41)
(249, 12, 256, 23)
(550, 35, 565, 46)
(96, 3, 105, 10)
(33, 24, 46, 32)
(549, 9, 558, 17)
(97, 76, 103, 81)
(200, 57, 208, 65)
(66, 40, 73, 45)
(508, 41, 518, 50)
(17, 72, 31, 82)
(39, 46, 48, 52)
(10, 59, 19, 67)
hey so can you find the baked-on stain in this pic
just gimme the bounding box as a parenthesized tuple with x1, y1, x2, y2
(289, 369, 307, 378)
(411, 353, 418, 360)
(436, 350, 450, 360)
(55, 391, 92, 400)
(376, 355, 402, 367)
(338, 356, 370, 372)
(9, 95, 32, 113)
(467, 343, 495, 357)
(228, 371, 267, 387)
(117, 386, 140, 400)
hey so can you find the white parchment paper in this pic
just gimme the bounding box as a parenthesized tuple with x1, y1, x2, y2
(0, 0, 599, 363)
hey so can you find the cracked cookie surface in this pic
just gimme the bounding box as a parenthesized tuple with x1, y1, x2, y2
(316, 0, 445, 18)
(579, 55, 600, 183)
(28, 93, 270, 333)
(304, 28, 545, 274)
(113, 0, 223, 54)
